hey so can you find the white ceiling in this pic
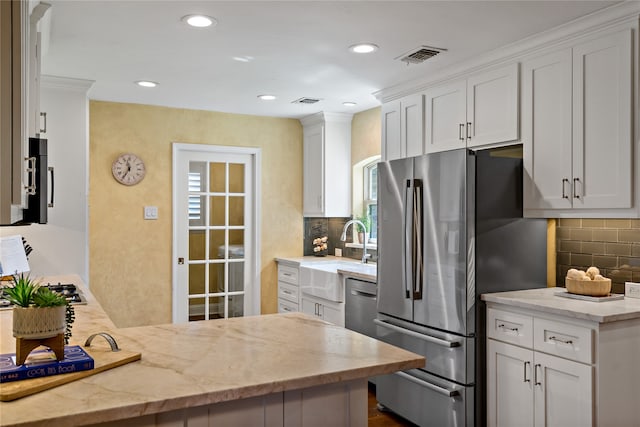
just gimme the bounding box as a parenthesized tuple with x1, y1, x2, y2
(41, 1, 620, 119)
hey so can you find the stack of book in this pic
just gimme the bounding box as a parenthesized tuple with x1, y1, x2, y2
(0, 345, 94, 383)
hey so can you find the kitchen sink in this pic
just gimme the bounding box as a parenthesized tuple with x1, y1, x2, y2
(298, 261, 377, 302)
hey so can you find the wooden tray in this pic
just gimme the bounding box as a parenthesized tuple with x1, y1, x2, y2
(565, 277, 611, 296)
(0, 346, 141, 401)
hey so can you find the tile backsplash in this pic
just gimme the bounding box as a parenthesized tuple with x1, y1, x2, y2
(303, 217, 378, 262)
(556, 219, 640, 293)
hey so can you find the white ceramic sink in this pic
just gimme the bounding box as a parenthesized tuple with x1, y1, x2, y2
(298, 261, 377, 302)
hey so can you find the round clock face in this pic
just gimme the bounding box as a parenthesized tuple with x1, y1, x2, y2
(112, 153, 146, 186)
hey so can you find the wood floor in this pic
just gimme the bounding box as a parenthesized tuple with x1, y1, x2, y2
(367, 383, 417, 427)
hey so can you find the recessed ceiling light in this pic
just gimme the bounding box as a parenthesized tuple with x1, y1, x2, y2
(136, 80, 158, 88)
(348, 43, 379, 54)
(182, 14, 216, 28)
(343, 102, 357, 107)
(258, 95, 276, 101)
(233, 56, 254, 63)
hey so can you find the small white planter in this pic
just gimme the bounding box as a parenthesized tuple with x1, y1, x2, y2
(12, 306, 66, 339)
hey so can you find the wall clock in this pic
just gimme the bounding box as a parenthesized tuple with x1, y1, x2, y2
(112, 153, 146, 186)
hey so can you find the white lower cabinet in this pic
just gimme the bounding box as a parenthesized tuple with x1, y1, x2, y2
(488, 340, 592, 427)
(301, 294, 344, 326)
(277, 264, 300, 313)
(487, 304, 640, 426)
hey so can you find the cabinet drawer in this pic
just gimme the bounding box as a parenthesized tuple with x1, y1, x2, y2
(278, 265, 299, 285)
(487, 308, 533, 348)
(278, 281, 299, 304)
(278, 298, 298, 314)
(534, 318, 593, 364)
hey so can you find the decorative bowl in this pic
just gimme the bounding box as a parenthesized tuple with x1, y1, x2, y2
(565, 277, 612, 296)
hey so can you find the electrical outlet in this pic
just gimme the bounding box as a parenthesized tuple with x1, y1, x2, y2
(335, 248, 342, 257)
(625, 282, 640, 299)
(144, 206, 158, 220)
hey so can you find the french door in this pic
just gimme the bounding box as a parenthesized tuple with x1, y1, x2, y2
(173, 143, 261, 323)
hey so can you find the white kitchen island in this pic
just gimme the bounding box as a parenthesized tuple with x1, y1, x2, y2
(0, 275, 423, 427)
(482, 287, 640, 427)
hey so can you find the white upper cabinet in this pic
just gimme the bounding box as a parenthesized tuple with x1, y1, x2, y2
(424, 63, 519, 153)
(524, 28, 633, 216)
(301, 112, 352, 217)
(381, 93, 424, 161)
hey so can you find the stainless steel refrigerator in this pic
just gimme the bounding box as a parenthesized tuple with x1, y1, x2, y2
(375, 147, 546, 426)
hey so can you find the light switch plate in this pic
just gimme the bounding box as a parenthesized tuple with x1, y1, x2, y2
(625, 282, 640, 299)
(144, 206, 158, 220)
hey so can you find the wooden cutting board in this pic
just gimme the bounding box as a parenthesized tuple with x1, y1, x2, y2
(0, 347, 141, 401)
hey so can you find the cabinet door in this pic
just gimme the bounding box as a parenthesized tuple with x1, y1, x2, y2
(522, 49, 573, 211)
(533, 352, 592, 427)
(321, 302, 343, 326)
(466, 63, 519, 148)
(572, 29, 632, 209)
(424, 80, 466, 153)
(401, 93, 424, 158)
(381, 101, 401, 161)
(302, 124, 324, 216)
(487, 340, 534, 427)
(301, 297, 320, 318)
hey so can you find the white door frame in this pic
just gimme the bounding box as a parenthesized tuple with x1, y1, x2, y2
(172, 142, 261, 323)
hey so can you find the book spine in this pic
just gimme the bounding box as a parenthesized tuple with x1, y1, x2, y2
(0, 359, 94, 383)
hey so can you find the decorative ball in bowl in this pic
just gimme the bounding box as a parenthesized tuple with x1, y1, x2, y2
(565, 267, 611, 296)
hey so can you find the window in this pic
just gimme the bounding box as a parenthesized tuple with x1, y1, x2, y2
(188, 172, 202, 221)
(364, 161, 378, 241)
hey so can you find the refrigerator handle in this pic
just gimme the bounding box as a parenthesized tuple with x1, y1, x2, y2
(413, 179, 424, 300)
(404, 179, 413, 299)
(393, 371, 459, 397)
(374, 319, 461, 348)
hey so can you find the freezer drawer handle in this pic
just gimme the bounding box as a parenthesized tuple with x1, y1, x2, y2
(394, 371, 459, 397)
(374, 319, 460, 348)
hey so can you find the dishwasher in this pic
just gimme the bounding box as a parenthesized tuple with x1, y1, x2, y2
(344, 277, 378, 383)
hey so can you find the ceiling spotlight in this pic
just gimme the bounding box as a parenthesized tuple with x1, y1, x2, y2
(136, 81, 158, 88)
(348, 43, 379, 54)
(182, 14, 216, 28)
(343, 102, 357, 107)
(258, 95, 276, 101)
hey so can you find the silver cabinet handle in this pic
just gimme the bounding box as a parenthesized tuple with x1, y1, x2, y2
(466, 122, 472, 140)
(459, 123, 465, 141)
(573, 177, 581, 199)
(524, 361, 531, 383)
(374, 319, 461, 348)
(562, 178, 569, 199)
(534, 364, 542, 386)
(394, 371, 459, 397)
(549, 336, 573, 345)
(39, 112, 47, 134)
(498, 323, 519, 332)
(24, 157, 37, 195)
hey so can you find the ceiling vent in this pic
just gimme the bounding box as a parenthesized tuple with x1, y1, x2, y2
(395, 46, 447, 65)
(292, 97, 321, 105)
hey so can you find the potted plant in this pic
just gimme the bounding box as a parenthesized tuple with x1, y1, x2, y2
(355, 213, 371, 244)
(3, 274, 74, 343)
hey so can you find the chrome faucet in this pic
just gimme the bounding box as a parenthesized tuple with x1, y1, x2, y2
(340, 219, 371, 264)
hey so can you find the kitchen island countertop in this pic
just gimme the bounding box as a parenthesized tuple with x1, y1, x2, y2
(482, 286, 640, 323)
(0, 274, 422, 426)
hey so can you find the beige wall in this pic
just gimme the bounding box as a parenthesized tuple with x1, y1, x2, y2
(89, 101, 303, 327)
(351, 107, 381, 166)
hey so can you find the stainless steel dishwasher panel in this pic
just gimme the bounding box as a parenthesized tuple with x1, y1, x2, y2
(345, 278, 377, 339)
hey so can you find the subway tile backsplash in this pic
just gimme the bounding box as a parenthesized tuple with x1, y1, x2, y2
(556, 219, 640, 293)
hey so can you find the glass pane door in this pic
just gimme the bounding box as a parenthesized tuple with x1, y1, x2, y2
(187, 159, 246, 321)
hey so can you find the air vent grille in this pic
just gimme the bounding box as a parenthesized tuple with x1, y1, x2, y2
(292, 97, 321, 104)
(396, 46, 446, 65)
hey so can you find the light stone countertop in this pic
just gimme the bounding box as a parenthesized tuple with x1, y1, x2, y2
(482, 287, 640, 323)
(0, 274, 421, 427)
(276, 256, 377, 282)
